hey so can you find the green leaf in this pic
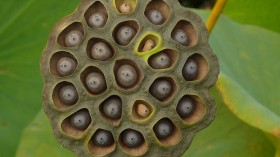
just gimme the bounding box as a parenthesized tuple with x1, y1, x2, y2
(16, 110, 74, 157)
(0, 1, 79, 156)
(210, 13, 280, 139)
(224, 0, 280, 33)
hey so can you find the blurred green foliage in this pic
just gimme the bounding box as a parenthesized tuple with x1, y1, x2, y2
(0, 0, 279, 157)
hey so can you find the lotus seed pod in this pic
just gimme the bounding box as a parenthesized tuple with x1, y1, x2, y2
(122, 129, 144, 148)
(92, 129, 114, 147)
(116, 64, 138, 88)
(149, 52, 171, 69)
(116, 26, 136, 45)
(91, 42, 113, 61)
(70, 110, 91, 130)
(88, 12, 107, 28)
(153, 119, 173, 139)
(41, 0, 219, 156)
(102, 96, 122, 119)
(119, 3, 132, 13)
(150, 79, 172, 101)
(59, 85, 78, 105)
(85, 72, 106, 94)
(172, 29, 188, 46)
(182, 58, 198, 81)
(147, 10, 164, 25)
(136, 103, 150, 118)
(65, 30, 83, 47)
(142, 39, 155, 52)
(176, 96, 195, 118)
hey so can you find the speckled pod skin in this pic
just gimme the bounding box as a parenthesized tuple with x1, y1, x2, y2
(40, 0, 219, 157)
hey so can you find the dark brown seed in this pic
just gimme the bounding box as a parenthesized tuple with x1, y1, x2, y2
(92, 129, 114, 147)
(59, 85, 78, 105)
(182, 58, 198, 81)
(102, 96, 122, 119)
(116, 64, 138, 88)
(153, 119, 173, 139)
(176, 96, 195, 118)
(150, 79, 172, 101)
(121, 129, 144, 148)
(70, 110, 91, 130)
(85, 72, 106, 94)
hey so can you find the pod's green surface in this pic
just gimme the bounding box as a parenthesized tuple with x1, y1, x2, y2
(40, 0, 219, 156)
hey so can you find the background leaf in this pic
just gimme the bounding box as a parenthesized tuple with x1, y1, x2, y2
(0, 1, 79, 156)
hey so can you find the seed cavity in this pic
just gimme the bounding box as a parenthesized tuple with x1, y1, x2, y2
(65, 30, 83, 47)
(182, 58, 198, 81)
(92, 129, 114, 147)
(70, 109, 91, 130)
(59, 85, 78, 105)
(88, 12, 107, 28)
(121, 129, 144, 148)
(176, 96, 195, 118)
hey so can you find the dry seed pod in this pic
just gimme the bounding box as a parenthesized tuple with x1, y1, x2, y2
(41, 0, 219, 156)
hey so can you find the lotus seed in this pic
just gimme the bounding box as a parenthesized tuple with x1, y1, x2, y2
(70, 110, 91, 130)
(93, 129, 114, 147)
(153, 119, 173, 139)
(172, 29, 188, 46)
(65, 30, 83, 47)
(57, 57, 77, 76)
(116, 26, 136, 45)
(88, 12, 107, 28)
(177, 96, 195, 118)
(102, 96, 122, 119)
(150, 79, 172, 101)
(182, 58, 198, 81)
(122, 129, 144, 148)
(147, 9, 164, 25)
(91, 42, 113, 61)
(119, 3, 132, 13)
(116, 64, 138, 88)
(136, 103, 150, 118)
(141, 39, 155, 52)
(149, 52, 171, 69)
(85, 72, 106, 94)
(59, 85, 78, 105)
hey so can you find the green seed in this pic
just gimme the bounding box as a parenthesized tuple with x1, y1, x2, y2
(92, 129, 114, 147)
(65, 30, 83, 47)
(70, 110, 91, 130)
